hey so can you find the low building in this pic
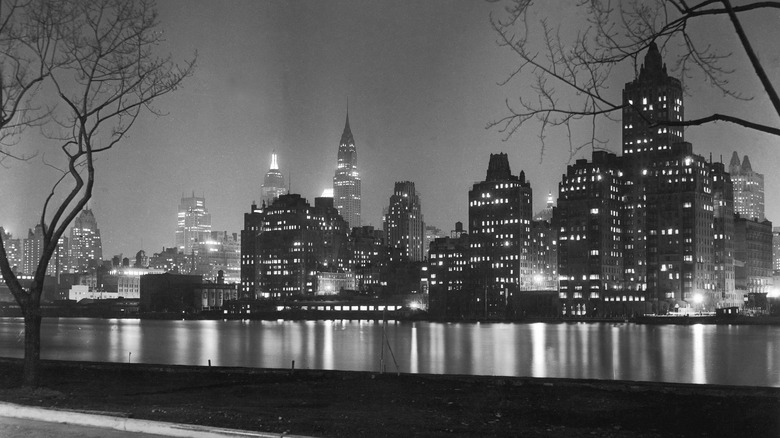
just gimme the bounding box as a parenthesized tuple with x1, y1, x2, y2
(140, 273, 203, 314)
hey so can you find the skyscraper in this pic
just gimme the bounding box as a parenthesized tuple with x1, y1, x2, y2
(240, 194, 351, 299)
(384, 181, 425, 262)
(332, 111, 361, 229)
(260, 151, 287, 207)
(22, 225, 44, 276)
(22, 225, 67, 276)
(551, 43, 730, 315)
(555, 151, 627, 316)
(176, 193, 212, 254)
(712, 162, 737, 306)
(468, 153, 532, 317)
(621, 42, 685, 301)
(70, 208, 103, 272)
(0, 230, 23, 273)
(729, 151, 765, 221)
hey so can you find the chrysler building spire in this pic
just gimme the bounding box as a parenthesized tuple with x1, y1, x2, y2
(333, 107, 361, 229)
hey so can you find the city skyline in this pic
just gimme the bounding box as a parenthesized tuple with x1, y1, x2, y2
(1, 0, 779, 259)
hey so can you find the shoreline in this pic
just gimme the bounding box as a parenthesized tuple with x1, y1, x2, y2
(3, 308, 780, 325)
(0, 358, 778, 437)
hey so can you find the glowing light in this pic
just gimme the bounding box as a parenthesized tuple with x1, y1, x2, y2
(692, 293, 703, 304)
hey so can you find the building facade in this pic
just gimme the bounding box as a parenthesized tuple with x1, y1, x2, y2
(21, 225, 68, 277)
(192, 231, 241, 284)
(0, 231, 23, 274)
(468, 153, 533, 318)
(712, 162, 737, 306)
(332, 112, 361, 229)
(350, 226, 387, 293)
(734, 217, 773, 295)
(555, 151, 629, 316)
(384, 181, 425, 262)
(241, 194, 353, 300)
(428, 225, 470, 319)
(729, 152, 765, 221)
(621, 42, 685, 305)
(773, 227, 780, 271)
(175, 193, 212, 255)
(69, 208, 103, 272)
(645, 144, 715, 308)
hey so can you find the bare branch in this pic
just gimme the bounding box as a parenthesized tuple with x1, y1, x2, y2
(489, 0, 780, 154)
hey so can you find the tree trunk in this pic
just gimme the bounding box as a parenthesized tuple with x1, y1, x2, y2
(23, 307, 42, 388)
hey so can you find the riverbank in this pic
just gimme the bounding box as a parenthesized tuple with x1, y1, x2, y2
(0, 358, 777, 437)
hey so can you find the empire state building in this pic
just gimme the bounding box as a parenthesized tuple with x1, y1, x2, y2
(332, 111, 361, 229)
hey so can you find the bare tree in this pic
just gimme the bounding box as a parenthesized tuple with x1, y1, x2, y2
(488, 0, 780, 160)
(0, 0, 193, 387)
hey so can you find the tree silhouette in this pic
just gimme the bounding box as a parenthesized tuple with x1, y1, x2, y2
(0, 0, 194, 387)
(488, 0, 780, 160)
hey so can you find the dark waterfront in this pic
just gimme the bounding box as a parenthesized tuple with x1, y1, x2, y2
(1, 318, 778, 387)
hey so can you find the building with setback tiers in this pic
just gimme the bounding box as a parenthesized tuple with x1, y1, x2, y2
(621, 42, 684, 302)
(468, 153, 532, 319)
(175, 193, 212, 255)
(729, 152, 765, 222)
(240, 194, 351, 299)
(69, 208, 103, 272)
(332, 111, 361, 229)
(260, 151, 287, 207)
(384, 181, 425, 262)
(552, 43, 734, 314)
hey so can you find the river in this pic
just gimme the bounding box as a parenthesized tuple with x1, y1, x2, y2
(0, 318, 778, 387)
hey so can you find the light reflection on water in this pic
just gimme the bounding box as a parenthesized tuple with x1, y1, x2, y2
(0, 318, 778, 387)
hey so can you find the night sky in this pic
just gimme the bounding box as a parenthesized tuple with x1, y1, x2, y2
(1, 0, 779, 258)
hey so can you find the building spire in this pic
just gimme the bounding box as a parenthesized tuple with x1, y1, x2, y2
(340, 104, 354, 146)
(270, 150, 278, 170)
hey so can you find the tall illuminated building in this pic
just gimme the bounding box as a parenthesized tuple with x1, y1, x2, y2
(22, 224, 67, 276)
(384, 181, 425, 262)
(260, 151, 287, 207)
(729, 151, 764, 221)
(468, 153, 532, 318)
(332, 111, 361, 229)
(69, 208, 103, 272)
(22, 225, 44, 276)
(555, 152, 627, 315)
(240, 194, 351, 299)
(175, 193, 212, 254)
(0, 230, 23, 273)
(772, 227, 780, 271)
(711, 162, 737, 306)
(621, 42, 685, 301)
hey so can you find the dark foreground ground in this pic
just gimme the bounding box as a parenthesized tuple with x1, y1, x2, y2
(0, 358, 778, 437)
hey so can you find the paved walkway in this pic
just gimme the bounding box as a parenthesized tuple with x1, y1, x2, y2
(0, 402, 310, 438)
(0, 416, 171, 438)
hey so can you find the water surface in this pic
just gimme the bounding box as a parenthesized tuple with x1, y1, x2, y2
(0, 318, 777, 387)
